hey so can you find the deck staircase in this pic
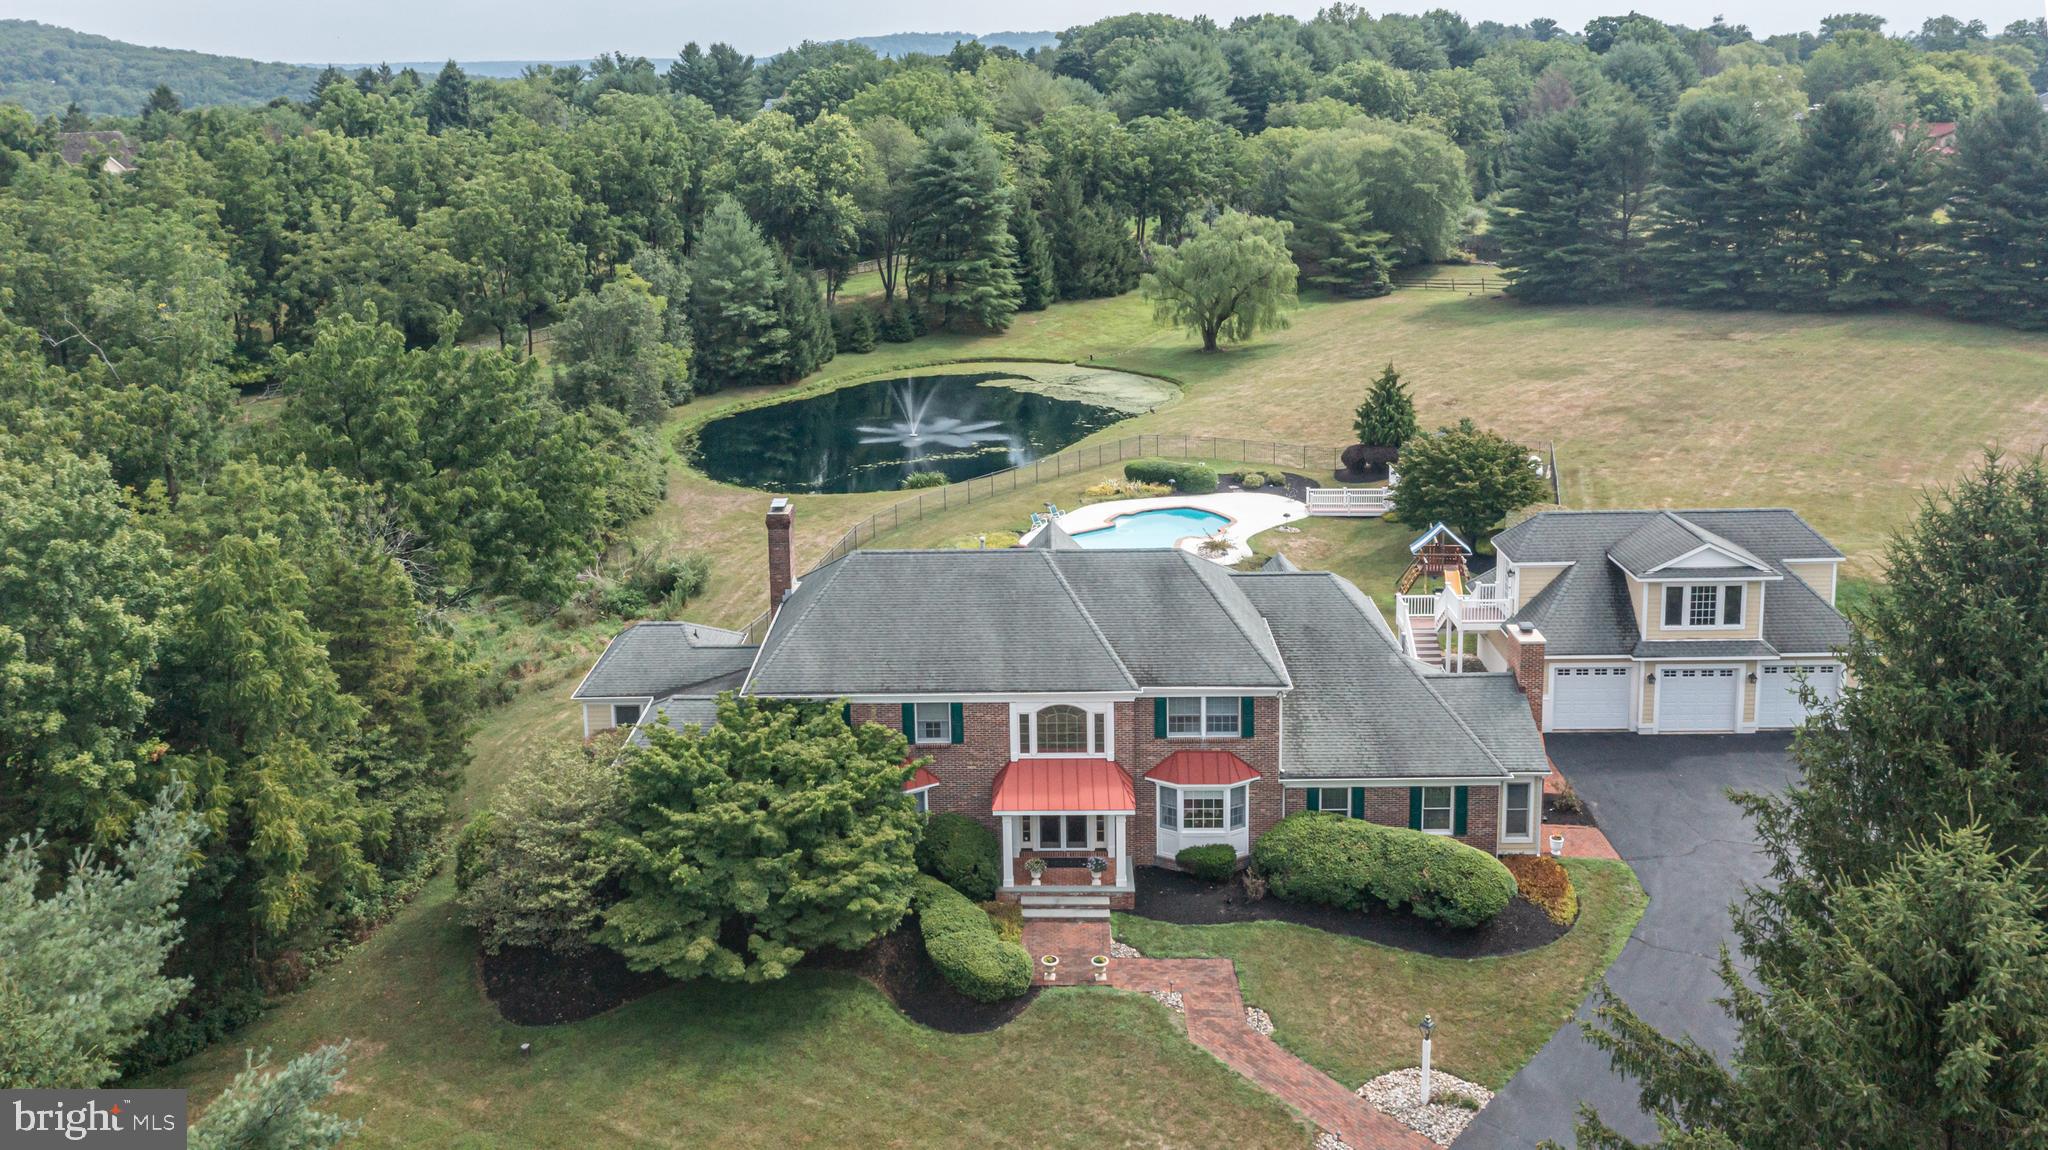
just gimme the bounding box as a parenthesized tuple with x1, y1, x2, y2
(1407, 626, 1443, 666)
(1019, 891, 1113, 920)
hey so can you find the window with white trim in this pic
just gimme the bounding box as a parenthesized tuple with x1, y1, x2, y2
(913, 702, 951, 744)
(1032, 705, 1089, 753)
(1159, 782, 1251, 833)
(1166, 696, 1242, 738)
(1229, 786, 1247, 830)
(1183, 790, 1225, 830)
(612, 703, 642, 727)
(1503, 781, 1532, 840)
(1662, 584, 1744, 630)
(1317, 787, 1350, 816)
(1420, 785, 1454, 833)
(911, 788, 930, 814)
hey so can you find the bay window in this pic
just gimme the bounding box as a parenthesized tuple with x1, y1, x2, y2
(1157, 782, 1252, 834)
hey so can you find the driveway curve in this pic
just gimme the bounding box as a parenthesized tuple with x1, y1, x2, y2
(1454, 734, 1798, 1149)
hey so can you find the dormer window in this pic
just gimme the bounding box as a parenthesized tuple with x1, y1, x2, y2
(1663, 584, 1743, 630)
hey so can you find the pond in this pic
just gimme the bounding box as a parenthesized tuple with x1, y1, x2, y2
(690, 370, 1134, 494)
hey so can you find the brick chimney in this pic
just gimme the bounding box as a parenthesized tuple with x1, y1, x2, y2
(766, 498, 794, 612)
(1503, 622, 1548, 731)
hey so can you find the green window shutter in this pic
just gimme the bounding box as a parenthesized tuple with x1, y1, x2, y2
(1408, 787, 1423, 831)
(1351, 787, 1365, 820)
(1153, 698, 1167, 738)
(842, 703, 852, 727)
(1240, 697, 1255, 739)
(1453, 786, 1470, 836)
(901, 703, 915, 737)
(950, 702, 965, 744)
(1304, 788, 1320, 812)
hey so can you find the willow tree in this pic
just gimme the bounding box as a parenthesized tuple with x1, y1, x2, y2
(1141, 210, 1297, 352)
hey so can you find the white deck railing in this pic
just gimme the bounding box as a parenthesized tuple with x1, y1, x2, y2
(1443, 592, 1512, 627)
(1306, 486, 1393, 517)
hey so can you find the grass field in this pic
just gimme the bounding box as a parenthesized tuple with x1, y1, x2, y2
(1114, 860, 1646, 1090)
(653, 283, 2048, 632)
(152, 283, 2048, 1140)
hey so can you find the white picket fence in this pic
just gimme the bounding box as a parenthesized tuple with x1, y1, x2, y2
(1305, 486, 1393, 517)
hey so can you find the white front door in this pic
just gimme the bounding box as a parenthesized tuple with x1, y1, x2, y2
(1657, 666, 1742, 732)
(1549, 664, 1632, 730)
(1756, 662, 1842, 728)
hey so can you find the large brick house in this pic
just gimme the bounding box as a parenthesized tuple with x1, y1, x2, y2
(575, 500, 1550, 911)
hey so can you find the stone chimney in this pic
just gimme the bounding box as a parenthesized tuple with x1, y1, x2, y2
(766, 498, 794, 612)
(1503, 622, 1548, 731)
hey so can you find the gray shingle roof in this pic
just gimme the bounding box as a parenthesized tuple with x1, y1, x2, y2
(1495, 510, 1852, 658)
(1023, 521, 1081, 549)
(1232, 572, 1541, 780)
(1425, 676, 1551, 776)
(745, 549, 1291, 695)
(573, 622, 759, 699)
(1608, 512, 1768, 576)
(1260, 553, 1300, 573)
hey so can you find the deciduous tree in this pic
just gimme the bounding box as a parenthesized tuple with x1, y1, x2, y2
(1141, 210, 1297, 352)
(1390, 419, 1549, 541)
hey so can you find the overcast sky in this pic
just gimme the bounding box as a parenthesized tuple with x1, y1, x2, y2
(20, 0, 2047, 65)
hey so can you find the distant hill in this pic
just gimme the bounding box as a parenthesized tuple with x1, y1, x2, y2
(0, 21, 1059, 119)
(0, 20, 323, 116)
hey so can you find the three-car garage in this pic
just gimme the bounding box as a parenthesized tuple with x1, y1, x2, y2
(1544, 660, 1843, 733)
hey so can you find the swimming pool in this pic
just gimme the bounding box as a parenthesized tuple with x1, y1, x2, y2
(1071, 506, 1232, 549)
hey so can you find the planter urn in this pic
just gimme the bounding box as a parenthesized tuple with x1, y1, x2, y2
(1549, 833, 1566, 857)
(1091, 955, 1109, 982)
(1041, 955, 1059, 983)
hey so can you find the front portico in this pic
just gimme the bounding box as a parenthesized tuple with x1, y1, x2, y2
(992, 757, 1135, 898)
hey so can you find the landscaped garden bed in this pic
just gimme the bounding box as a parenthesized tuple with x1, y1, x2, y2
(479, 943, 672, 1026)
(1130, 865, 1570, 959)
(812, 923, 1039, 1034)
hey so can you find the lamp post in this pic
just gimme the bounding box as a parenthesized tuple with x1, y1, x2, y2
(1418, 1015, 1435, 1107)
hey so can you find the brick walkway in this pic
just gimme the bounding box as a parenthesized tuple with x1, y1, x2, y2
(1020, 919, 1116, 984)
(1544, 761, 1620, 859)
(1113, 957, 1432, 1150)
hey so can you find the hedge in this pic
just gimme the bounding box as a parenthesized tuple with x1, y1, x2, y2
(1252, 813, 1517, 928)
(1124, 458, 1219, 494)
(915, 812, 1002, 901)
(912, 875, 1032, 1002)
(1176, 844, 1239, 882)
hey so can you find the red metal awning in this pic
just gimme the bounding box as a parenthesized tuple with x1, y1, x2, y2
(1144, 749, 1262, 787)
(991, 758, 1135, 813)
(903, 765, 941, 793)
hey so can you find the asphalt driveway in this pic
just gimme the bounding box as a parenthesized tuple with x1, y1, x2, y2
(1454, 734, 1799, 1149)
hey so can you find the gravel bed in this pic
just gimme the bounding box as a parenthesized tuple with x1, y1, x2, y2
(1358, 1067, 1495, 1147)
(1148, 989, 1184, 1013)
(1109, 940, 1143, 958)
(1313, 1133, 1351, 1150)
(1245, 1005, 1274, 1035)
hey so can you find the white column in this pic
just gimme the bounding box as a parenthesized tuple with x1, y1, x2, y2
(1000, 816, 1015, 885)
(1114, 814, 1129, 886)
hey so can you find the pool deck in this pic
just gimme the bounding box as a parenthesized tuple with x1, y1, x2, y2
(1030, 493, 1309, 564)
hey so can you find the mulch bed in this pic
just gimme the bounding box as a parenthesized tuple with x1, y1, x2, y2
(1221, 471, 1319, 503)
(1129, 867, 1572, 959)
(479, 944, 673, 1026)
(1543, 795, 1600, 827)
(810, 924, 1040, 1034)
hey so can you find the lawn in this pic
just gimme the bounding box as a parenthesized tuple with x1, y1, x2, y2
(151, 871, 1311, 1149)
(649, 285, 2048, 634)
(1113, 859, 1646, 1091)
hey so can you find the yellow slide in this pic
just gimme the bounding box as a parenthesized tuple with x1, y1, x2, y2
(1443, 568, 1465, 596)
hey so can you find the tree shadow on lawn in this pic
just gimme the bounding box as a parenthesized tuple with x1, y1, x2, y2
(1128, 866, 1568, 959)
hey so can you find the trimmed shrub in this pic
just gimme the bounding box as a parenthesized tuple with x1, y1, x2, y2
(1176, 844, 1239, 882)
(1123, 458, 1219, 494)
(1240, 472, 1267, 488)
(1502, 855, 1578, 925)
(1252, 812, 1518, 929)
(913, 875, 1031, 1002)
(900, 470, 949, 490)
(915, 812, 1002, 900)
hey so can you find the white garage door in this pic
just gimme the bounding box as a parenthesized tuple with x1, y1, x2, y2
(1756, 662, 1842, 729)
(1658, 666, 1741, 732)
(1550, 664, 1633, 730)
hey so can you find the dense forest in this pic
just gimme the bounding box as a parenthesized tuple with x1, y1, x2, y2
(2, 5, 2048, 1085)
(0, 20, 325, 117)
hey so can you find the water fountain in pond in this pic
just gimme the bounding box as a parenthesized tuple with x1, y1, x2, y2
(852, 379, 1010, 460)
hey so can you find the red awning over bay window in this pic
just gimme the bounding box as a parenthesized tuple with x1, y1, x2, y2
(903, 765, 941, 793)
(1144, 750, 1262, 787)
(990, 758, 1135, 813)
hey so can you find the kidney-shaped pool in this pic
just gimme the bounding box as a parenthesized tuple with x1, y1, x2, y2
(1070, 507, 1231, 549)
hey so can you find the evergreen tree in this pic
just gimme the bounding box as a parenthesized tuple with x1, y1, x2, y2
(1046, 174, 1141, 300)
(1495, 107, 1622, 302)
(1283, 142, 1393, 297)
(189, 1045, 356, 1150)
(775, 252, 835, 379)
(1010, 207, 1056, 311)
(907, 122, 1020, 331)
(1776, 91, 1928, 309)
(1353, 364, 1419, 449)
(422, 61, 472, 134)
(1112, 39, 1243, 124)
(0, 786, 204, 1088)
(1651, 97, 1786, 309)
(1937, 94, 2048, 329)
(598, 696, 922, 982)
(1572, 824, 2048, 1150)
(458, 743, 622, 956)
(139, 84, 181, 120)
(667, 43, 762, 120)
(57, 104, 89, 133)
(685, 199, 792, 390)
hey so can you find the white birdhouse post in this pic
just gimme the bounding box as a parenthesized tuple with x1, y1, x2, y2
(1419, 1014, 1435, 1107)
